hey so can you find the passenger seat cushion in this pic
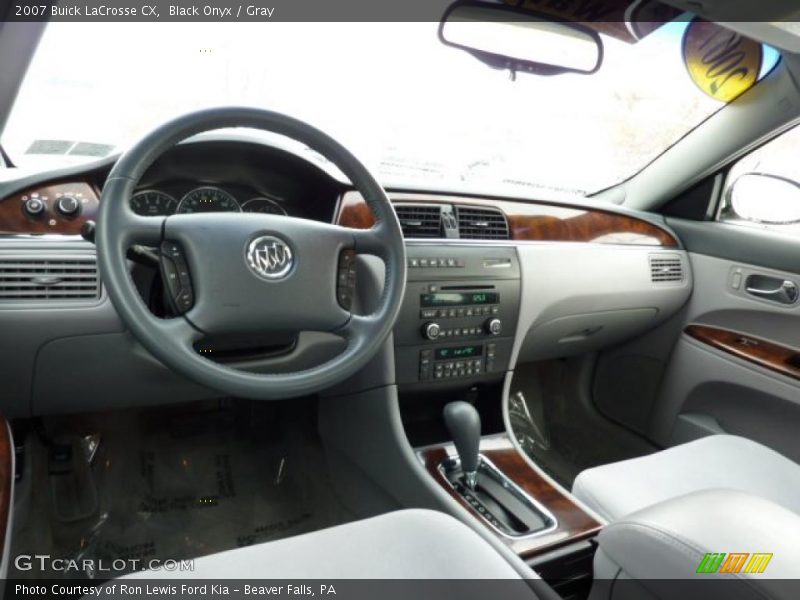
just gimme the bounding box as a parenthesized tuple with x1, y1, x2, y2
(120, 509, 532, 580)
(572, 435, 800, 521)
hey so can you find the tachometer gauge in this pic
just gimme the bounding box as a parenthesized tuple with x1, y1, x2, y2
(176, 187, 240, 214)
(241, 197, 288, 215)
(130, 190, 178, 216)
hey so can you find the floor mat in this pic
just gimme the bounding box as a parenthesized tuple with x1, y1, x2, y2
(508, 360, 656, 489)
(10, 400, 356, 579)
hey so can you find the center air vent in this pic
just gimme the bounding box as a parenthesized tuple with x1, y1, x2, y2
(394, 204, 442, 238)
(0, 255, 100, 301)
(649, 254, 684, 283)
(456, 206, 510, 240)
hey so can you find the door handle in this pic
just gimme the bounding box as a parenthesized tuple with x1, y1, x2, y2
(745, 275, 799, 305)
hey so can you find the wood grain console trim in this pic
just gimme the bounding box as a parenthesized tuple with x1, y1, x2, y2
(0, 181, 99, 235)
(419, 434, 602, 558)
(337, 192, 679, 247)
(685, 324, 800, 381)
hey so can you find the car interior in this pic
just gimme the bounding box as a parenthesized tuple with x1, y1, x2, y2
(2, 0, 800, 598)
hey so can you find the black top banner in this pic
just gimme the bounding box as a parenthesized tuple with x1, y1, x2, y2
(1, 0, 795, 23)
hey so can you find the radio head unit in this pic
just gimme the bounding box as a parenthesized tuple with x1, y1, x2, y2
(393, 245, 521, 388)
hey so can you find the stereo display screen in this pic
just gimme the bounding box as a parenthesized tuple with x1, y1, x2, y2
(421, 292, 498, 307)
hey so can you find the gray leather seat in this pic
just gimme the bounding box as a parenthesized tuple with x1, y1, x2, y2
(590, 489, 800, 598)
(573, 434, 800, 521)
(118, 508, 538, 581)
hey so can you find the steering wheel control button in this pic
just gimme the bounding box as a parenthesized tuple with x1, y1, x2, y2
(23, 197, 46, 217)
(56, 195, 81, 217)
(337, 249, 357, 310)
(246, 235, 293, 280)
(160, 241, 195, 315)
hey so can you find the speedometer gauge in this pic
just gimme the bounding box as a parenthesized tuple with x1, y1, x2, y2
(131, 190, 178, 216)
(241, 197, 288, 215)
(177, 187, 240, 214)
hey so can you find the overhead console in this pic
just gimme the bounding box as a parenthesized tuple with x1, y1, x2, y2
(393, 245, 521, 389)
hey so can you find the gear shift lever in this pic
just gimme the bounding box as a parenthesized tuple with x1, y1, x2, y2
(443, 401, 481, 489)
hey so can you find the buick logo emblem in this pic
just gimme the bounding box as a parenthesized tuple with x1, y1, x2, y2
(246, 236, 293, 279)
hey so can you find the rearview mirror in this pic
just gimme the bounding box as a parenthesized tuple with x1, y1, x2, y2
(729, 173, 800, 225)
(439, 1, 603, 76)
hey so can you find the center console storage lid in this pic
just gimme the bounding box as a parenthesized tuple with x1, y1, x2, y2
(593, 489, 800, 599)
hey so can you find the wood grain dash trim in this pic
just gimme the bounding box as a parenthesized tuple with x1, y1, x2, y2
(337, 191, 679, 247)
(0, 181, 99, 235)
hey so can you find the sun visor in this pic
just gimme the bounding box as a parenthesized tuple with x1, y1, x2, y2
(500, 0, 682, 43)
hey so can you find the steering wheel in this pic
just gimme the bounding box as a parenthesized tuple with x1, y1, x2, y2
(96, 107, 406, 400)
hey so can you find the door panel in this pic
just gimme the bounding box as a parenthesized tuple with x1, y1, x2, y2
(648, 242, 800, 460)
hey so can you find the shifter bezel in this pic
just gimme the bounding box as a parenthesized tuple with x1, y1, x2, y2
(439, 453, 558, 539)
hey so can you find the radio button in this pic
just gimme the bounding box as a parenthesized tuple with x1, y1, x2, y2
(421, 309, 437, 319)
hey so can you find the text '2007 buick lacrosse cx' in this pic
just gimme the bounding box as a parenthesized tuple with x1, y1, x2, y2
(1, 0, 800, 599)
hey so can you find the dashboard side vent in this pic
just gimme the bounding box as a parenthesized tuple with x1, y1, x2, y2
(456, 206, 510, 240)
(649, 254, 684, 284)
(0, 255, 100, 301)
(394, 204, 442, 238)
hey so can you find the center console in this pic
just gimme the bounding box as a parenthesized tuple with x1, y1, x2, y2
(393, 245, 521, 388)
(395, 244, 599, 597)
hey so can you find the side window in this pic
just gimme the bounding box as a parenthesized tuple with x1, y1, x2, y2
(720, 123, 800, 231)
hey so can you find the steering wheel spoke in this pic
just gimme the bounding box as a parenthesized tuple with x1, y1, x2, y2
(352, 224, 388, 257)
(337, 313, 377, 343)
(124, 215, 164, 246)
(161, 316, 203, 348)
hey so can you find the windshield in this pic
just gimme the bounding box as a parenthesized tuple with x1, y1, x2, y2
(0, 20, 779, 197)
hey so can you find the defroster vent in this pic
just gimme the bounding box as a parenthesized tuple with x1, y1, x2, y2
(456, 206, 510, 240)
(0, 254, 100, 301)
(394, 204, 442, 238)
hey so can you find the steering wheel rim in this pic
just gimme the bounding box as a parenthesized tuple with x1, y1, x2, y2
(96, 107, 406, 400)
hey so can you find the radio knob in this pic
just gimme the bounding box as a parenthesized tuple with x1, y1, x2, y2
(423, 322, 442, 341)
(485, 318, 502, 336)
(56, 195, 80, 216)
(23, 197, 45, 217)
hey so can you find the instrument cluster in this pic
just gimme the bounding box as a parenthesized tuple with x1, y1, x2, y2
(130, 186, 288, 217)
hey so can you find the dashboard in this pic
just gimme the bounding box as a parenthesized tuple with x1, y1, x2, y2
(0, 134, 693, 417)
